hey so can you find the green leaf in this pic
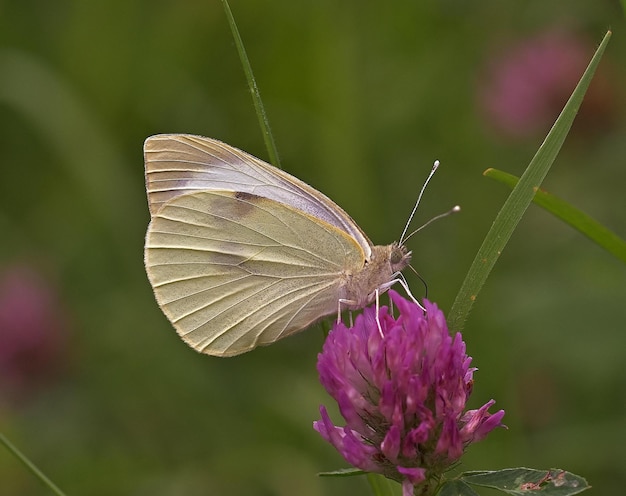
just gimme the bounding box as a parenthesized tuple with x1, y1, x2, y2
(447, 30, 612, 331)
(461, 468, 590, 495)
(318, 467, 365, 477)
(437, 480, 479, 496)
(485, 168, 626, 264)
(318, 470, 401, 495)
(366, 473, 402, 496)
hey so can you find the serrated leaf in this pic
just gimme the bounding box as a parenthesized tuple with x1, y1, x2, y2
(317, 467, 365, 477)
(437, 479, 479, 496)
(461, 468, 590, 495)
(484, 168, 626, 264)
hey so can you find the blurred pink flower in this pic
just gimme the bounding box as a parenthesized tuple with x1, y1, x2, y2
(0, 264, 69, 399)
(479, 29, 615, 139)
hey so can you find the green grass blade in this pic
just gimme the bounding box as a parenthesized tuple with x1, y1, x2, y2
(0, 433, 68, 496)
(485, 168, 626, 264)
(447, 30, 611, 331)
(220, 0, 281, 168)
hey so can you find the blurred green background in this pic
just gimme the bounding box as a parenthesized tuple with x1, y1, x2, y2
(0, 1, 624, 495)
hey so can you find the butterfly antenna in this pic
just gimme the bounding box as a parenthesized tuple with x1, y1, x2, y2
(400, 160, 440, 244)
(402, 205, 461, 244)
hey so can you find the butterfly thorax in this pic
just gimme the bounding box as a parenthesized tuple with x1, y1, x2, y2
(339, 242, 411, 310)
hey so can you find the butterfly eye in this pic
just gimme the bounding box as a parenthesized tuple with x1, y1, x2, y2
(390, 244, 411, 269)
(390, 250, 403, 265)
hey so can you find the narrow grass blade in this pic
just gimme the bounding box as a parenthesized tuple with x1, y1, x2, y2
(318, 467, 365, 477)
(0, 433, 68, 496)
(448, 30, 611, 331)
(485, 168, 626, 264)
(220, 0, 281, 168)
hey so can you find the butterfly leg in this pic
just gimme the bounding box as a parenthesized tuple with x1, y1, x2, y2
(337, 299, 357, 328)
(374, 274, 426, 313)
(337, 298, 359, 324)
(391, 273, 427, 313)
(374, 288, 385, 338)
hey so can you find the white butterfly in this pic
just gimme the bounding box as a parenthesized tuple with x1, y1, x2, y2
(144, 134, 413, 357)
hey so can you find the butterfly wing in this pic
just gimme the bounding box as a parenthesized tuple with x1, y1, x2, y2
(144, 189, 366, 356)
(144, 134, 372, 258)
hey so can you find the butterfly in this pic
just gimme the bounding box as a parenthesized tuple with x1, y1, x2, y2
(144, 134, 415, 357)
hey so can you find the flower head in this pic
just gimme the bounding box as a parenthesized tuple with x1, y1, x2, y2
(479, 28, 615, 139)
(314, 291, 505, 495)
(0, 264, 69, 401)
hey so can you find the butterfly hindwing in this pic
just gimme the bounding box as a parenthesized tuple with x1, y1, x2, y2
(145, 189, 366, 356)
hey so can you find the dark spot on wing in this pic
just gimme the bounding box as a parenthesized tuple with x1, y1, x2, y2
(233, 191, 263, 217)
(235, 191, 262, 202)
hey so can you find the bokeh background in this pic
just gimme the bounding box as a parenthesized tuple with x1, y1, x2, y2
(1, 1, 624, 495)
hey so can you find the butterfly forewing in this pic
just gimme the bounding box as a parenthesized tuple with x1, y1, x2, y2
(145, 189, 367, 357)
(144, 134, 372, 257)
